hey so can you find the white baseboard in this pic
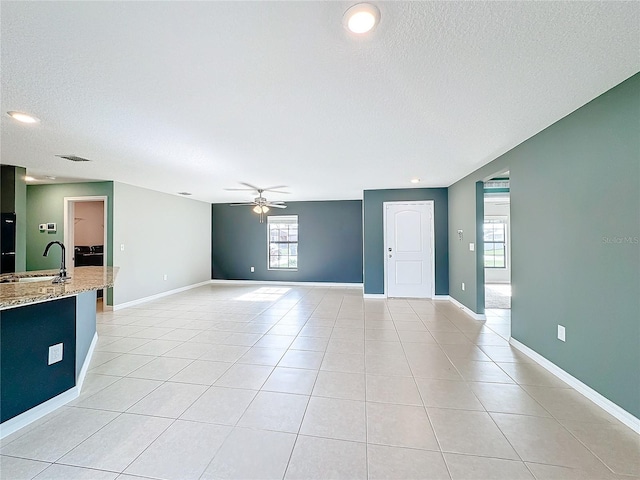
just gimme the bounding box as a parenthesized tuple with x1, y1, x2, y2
(448, 296, 486, 320)
(76, 333, 98, 391)
(363, 293, 386, 299)
(0, 387, 79, 440)
(433, 295, 450, 301)
(510, 338, 640, 434)
(210, 279, 363, 289)
(113, 280, 212, 310)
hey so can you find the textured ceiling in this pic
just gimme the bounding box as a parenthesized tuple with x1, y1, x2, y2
(1, 1, 638, 202)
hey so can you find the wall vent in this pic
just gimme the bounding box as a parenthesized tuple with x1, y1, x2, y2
(56, 155, 91, 162)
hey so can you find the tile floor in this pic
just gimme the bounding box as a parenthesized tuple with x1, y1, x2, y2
(1, 285, 638, 480)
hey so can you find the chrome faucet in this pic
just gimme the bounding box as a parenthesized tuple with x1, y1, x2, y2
(43, 241, 70, 283)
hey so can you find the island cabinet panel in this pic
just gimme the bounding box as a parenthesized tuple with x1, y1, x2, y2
(1, 297, 76, 422)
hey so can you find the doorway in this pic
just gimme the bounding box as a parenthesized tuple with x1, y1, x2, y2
(384, 201, 435, 298)
(63, 196, 108, 308)
(483, 176, 511, 338)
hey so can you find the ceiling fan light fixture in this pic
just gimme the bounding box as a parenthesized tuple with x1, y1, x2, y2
(343, 3, 380, 34)
(253, 205, 262, 214)
(261, 206, 269, 213)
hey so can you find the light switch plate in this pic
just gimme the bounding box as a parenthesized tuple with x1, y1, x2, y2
(469, 243, 475, 251)
(48, 343, 63, 365)
(557, 325, 566, 342)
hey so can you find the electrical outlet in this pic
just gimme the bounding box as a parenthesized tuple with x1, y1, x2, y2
(120, 244, 125, 251)
(48, 343, 63, 365)
(250, 266, 255, 273)
(461, 282, 465, 291)
(557, 325, 566, 342)
(163, 274, 168, 281)
(469, 243, 475, 251)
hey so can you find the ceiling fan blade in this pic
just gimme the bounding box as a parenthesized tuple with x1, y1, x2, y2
(269, 201, 286, 204)
(263, 186, 290, 194)
(229, 202, 256, 206)
(224, 188, 256, 191)
(239, 182, 261, 191)
(266, 203, 287, 209)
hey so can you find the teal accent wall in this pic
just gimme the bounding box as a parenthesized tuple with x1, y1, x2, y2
(26, 182, 114, 304)
(212, 200, 363, 283)
(448, 73, 640, 417)
(363, 188, 449, 295)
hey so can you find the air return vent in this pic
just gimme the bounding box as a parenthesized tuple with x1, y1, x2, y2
(56, 155, 91, 162)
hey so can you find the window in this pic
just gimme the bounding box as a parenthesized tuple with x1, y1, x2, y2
(484, 218, 507, 268)
(268, 215, 298, 270)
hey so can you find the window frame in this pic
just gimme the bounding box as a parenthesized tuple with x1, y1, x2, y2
(267, 215, 299, 271)
(483, 217, 508, 269)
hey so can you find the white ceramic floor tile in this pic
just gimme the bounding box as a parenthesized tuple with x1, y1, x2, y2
(236, 347, 286, 366)
(180, 386, 257, 425)
(415, 378, 485, 411)
(238, 391, 309, 433)
(168, 359, 231, 385)
(58, 413, 173, 472)
(75, 377, 162, 412)
(127, 381, 207, 418)
(366, 403, 439, 450)
(90, 354, 155, 376)
(201, 427, 296, 480)
(125, 420, 231, 480)
(278, 350, 324, 370)
(312, 371, 366, 401)
(214, 363, 273, 389)
(366, 375, 422, 405)
(300, 397, 366, 442)
(127, 356, 192, 381)
(285, 435, 367, 480)
(0, 455, 49, 480)
(1, 408, 118, 462)
(34, 464, 119, 480)
(444, 453, 535, 479)
(428, 408, 519, 459)
(368, 444, 450, 480)
(263, 367, 318, 395)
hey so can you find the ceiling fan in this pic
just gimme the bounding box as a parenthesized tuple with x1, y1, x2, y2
(226, 182, 289, 222)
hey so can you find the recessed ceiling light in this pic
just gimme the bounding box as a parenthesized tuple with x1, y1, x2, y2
(46, 176, 57, 180)
(7, 111, 40, 124)
(411, 178, 421, 184)
(177, 192, 192, 196)
(343, 3, 380, 34)
(24, 176, 36, 182)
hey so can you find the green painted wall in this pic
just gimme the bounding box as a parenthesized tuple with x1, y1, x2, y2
(363, 188, 449, 295)
(448, 73, 640, 417)
(212, 200, 363, 283)
(26, 182, 114, 303)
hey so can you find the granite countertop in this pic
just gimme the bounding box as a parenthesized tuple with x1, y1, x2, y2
(0, 266, 117, 309)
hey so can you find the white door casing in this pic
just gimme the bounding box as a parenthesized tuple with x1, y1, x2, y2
(63, 196, 108, 271)
(384, 201, 435, 298)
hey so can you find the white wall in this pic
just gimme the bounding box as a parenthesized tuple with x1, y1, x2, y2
(74, 201, 104, 245)
(113, 182, 211, 306)
(484, 200, 511, 284)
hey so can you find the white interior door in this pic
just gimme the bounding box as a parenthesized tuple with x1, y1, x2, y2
(385, 202, 434, 298)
